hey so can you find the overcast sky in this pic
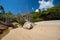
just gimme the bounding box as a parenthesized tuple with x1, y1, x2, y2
(0, 0, 60, 14)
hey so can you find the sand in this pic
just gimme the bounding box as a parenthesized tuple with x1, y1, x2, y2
(1, 20, 60, 40)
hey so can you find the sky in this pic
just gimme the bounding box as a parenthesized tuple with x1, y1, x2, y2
(0, 0, 60, 14)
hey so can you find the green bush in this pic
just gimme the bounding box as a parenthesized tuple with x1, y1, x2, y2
(32, 18, 43, 22)
(17, 20, 25, 25)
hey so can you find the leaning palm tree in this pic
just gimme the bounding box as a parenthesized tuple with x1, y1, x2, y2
(0, 6, 13, 27)
(0, 5, 6, 23)
(0, 5, 5, 14)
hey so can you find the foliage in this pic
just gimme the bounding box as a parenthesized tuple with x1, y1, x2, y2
(44, 6, 60, 20)
(4, 11, 13, 18)
(17, 20, 25, 25)
(31, 6, 60, 21)
(31, 11, 43, 22)
(0, 5, 60, 25)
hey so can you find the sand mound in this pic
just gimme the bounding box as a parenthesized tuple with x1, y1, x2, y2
(1, 20, 60, 40)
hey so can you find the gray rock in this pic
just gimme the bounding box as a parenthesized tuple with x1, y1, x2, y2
(23, 22, 34, 29)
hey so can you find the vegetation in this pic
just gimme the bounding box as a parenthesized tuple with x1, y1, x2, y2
(0, 5, 60, 25)
(31, 6, 60, 21)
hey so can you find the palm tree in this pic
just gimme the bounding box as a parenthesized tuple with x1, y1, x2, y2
(0, 5, 5, 14)
(0, 5, 6, 24)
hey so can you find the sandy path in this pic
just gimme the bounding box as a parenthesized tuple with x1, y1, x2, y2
(1, 20, 60, 40)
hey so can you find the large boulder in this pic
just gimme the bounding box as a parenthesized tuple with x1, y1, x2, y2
(23, 22, 34, 29)
(0, 24, 8, 34)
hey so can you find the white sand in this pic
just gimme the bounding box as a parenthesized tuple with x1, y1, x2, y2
(1, 20, 60, 40)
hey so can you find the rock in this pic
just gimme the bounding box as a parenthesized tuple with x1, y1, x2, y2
(23, 22, 33, 29)
(0, 24, 8, 34)
(0, 25, 8, 30)
(0, 30, 3, 34)
(12, 22, 22, 28)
